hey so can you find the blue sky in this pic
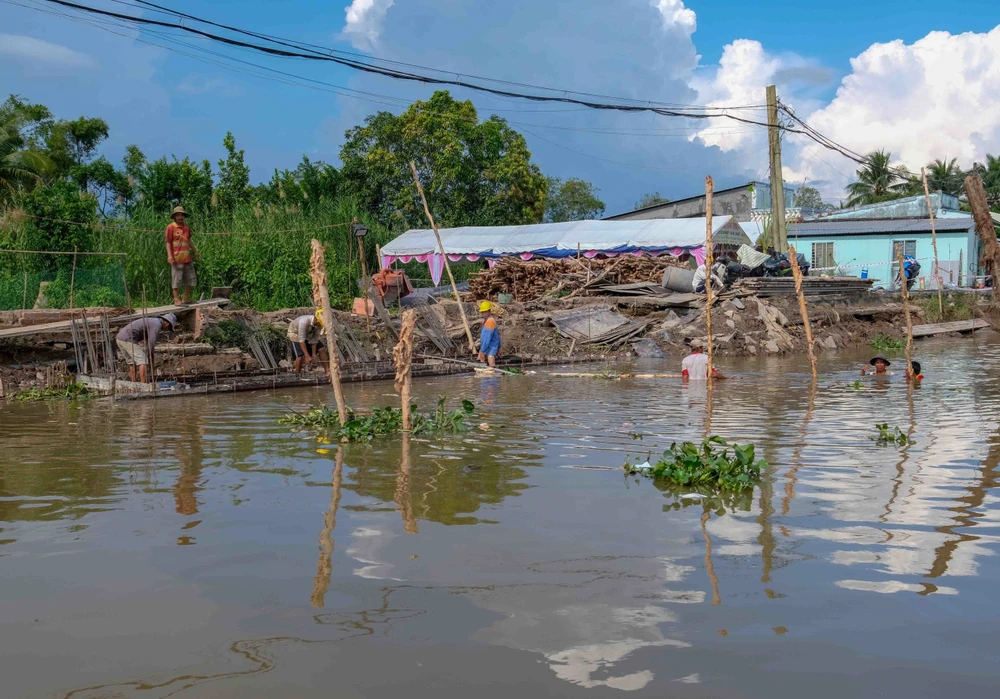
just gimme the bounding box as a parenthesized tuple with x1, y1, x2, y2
(3, 0, 1000, 213)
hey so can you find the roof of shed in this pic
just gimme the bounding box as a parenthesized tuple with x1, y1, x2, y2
(787, 217, 975, 237)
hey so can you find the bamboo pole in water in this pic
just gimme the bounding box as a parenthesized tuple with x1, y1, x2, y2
(409, 161, 476, 354)
(896, 248, 915, 375)
(788, 245, 817, 379)
(393, 309, 418, 431)
(704, 176, 715, 383)
(310, 239, 348, 426)
(921, 167, 944, 317)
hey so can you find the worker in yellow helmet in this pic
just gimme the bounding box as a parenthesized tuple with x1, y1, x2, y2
(286, 309, 329, 376)
(477, 300, 501, 368)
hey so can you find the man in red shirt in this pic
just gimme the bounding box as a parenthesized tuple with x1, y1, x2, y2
(165, 205, 199, 304)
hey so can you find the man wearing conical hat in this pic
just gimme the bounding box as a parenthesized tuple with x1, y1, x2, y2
(165, 205, 199, 304)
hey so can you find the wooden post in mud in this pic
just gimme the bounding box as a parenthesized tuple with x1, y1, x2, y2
(310, 239, 348, 426)
(896, 248, 915, 375)
(69, 245, 78, 309)
(788, 245, 817, 379)
(921, 168, 944, 317)
(409, 161, 476, 354)
(393, 309, 418, 431)
(704, 176, 715, 382)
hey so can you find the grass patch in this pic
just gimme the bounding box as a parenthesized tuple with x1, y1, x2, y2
(280, 396, 475, 441)
(869, 333, 905, 352)
(624, 436, 766, 491)
(920, 292, 976, 324)
(10, 382, 90, 402)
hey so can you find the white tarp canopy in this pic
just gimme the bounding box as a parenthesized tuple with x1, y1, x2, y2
(381, 216, 750, 259)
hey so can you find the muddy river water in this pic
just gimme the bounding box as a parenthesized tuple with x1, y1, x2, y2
(2, 336, 1000, 698)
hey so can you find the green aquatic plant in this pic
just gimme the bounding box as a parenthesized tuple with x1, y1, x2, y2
(869, 333, 905, 352)
(624, 436, 765, 491)
(280, 396, 475, 441)
(9, 382, 90, 402)
(873, 423, 913, 446)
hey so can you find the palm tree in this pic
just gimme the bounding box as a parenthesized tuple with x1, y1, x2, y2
(844, 150, 911, 207)
(972, 154, 1000, 206)
(925, 157, 965, 196)
(0, 115, 48, 206)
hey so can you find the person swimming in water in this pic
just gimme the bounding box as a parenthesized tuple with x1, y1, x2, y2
(861, 354, 892, 376)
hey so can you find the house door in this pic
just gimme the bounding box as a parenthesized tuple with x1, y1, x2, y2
(891, 239, 916, 289)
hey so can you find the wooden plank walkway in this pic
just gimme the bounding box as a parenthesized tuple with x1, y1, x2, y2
(912, 318, 990, 337)
(0, 298, 229, 339)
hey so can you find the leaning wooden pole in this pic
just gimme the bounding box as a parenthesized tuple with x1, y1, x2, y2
(921, 168, 944, 316)
(896, 248, 915, 376)
(964, 174, 1000, 300)
(788, 245, 817, 379)
(393, 309, 418, 431)
(310, 239, 348, 426)
(704, 176, 715, 383)
(409, 161, 476, 353)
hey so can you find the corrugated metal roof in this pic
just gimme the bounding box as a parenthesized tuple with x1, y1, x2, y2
(787, 217, 975, 237)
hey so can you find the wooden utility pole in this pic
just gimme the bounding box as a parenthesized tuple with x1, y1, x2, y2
(964, 174, 1000, 300)
(704, 176, 715, 383)
(921, 168, 944, 316)
(788, 245, 817, 379)
(409, 161, 476, 353)
(766, 85, 788, 253)
(896, 248, 914, 376)
(310, 239, 349, 426)
(393, 309, 418, 431)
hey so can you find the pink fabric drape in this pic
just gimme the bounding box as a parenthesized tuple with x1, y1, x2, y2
(427, 253, 444, 285)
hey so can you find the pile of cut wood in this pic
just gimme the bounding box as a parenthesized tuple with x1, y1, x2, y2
(468, 255, 684, 301)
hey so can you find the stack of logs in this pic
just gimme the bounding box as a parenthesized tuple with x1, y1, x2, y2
(469, 255, 684, 301)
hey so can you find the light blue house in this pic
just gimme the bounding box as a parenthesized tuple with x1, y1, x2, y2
(740, 193, 986, 288)
(786, 217, 978, 289)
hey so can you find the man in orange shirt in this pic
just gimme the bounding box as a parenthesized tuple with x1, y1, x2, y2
(165, 205, 199, 304)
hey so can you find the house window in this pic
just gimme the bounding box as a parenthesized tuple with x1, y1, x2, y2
(891, 239, 917, 285)
(812, 242, 835, 270)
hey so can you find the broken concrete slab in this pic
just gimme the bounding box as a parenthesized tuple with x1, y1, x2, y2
(631, 338, 665, 358)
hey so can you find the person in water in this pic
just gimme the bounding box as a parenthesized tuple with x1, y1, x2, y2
(681, 340, 726, 380)
(906, 360, 924, 381)
(477, 301, 501, 368)
(861, 354, 892, 376)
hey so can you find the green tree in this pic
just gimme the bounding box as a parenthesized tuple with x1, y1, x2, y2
(635, 191, 669, 209)
(973, 154, 1000, 210)
(924, 157, 965, 197)
(0, 113, 48, 205)
(793, 186, 825, 209)
(844, 150, 911, 207)
(216, 131, 249, 210)
(340, 90, 547, 228)
(127, 145, 214, 214)
(37, 116, 109, 179)
(545, 177, 605, 222)
(19, 180, 98, 257)
(256, 156, 340, 213)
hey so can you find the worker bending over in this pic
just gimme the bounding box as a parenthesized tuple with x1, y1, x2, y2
(287, 310, 329, 375)
(477, 301, 501, 368)
(116, 313, 177, 384)
(692, 262, 725, 294)
(681, 340, 726, 380)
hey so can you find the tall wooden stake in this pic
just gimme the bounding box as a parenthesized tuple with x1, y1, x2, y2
(310, 239, 348, 426)
(766, 85, 788, 253)
(393, 309, 417, 431)
(69, 245, 78, 309)
(409, 161, 476, 353)
(964, 174, 1000, 300)
(921, 167, 944, 316)
(896, 248, 914, 376)
(789, 245, 817, 379)
(356, 218, 371, 333)
(704, 176, 715, 383)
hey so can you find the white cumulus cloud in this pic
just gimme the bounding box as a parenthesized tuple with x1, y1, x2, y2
(0, 34, 98, 69)
(806, 27, 1000, 182)
(341, 0, 395, 51)
(652, 0, 696, 36)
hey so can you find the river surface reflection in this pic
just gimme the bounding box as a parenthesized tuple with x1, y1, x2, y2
(2, 335, 1000, 697)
